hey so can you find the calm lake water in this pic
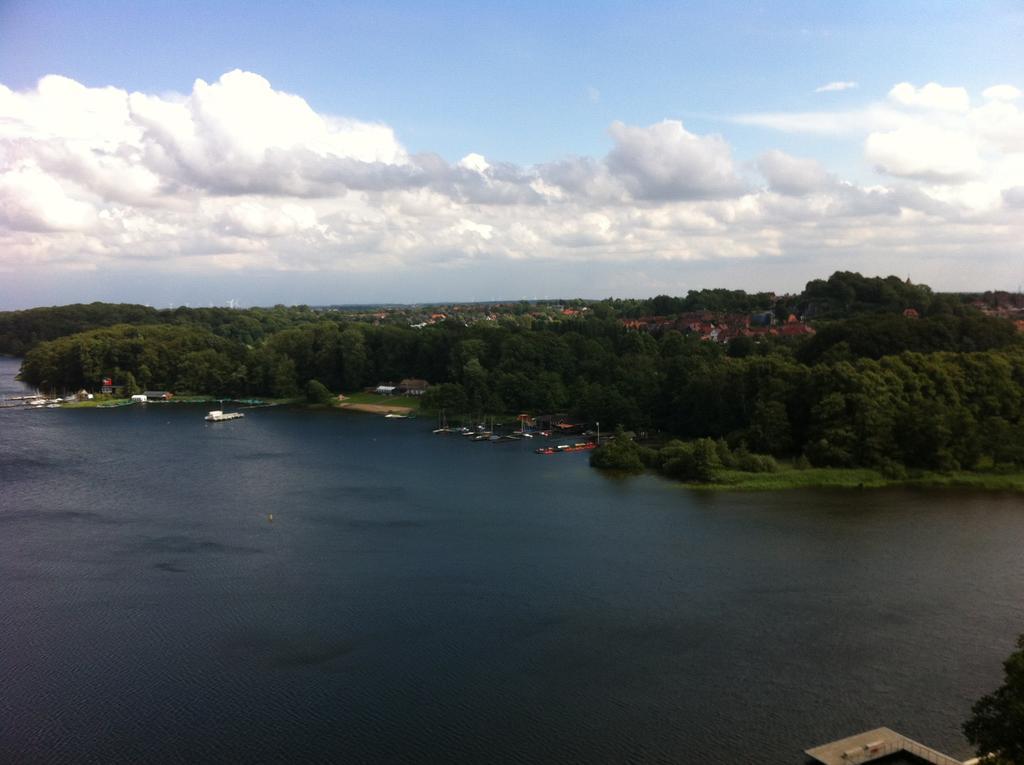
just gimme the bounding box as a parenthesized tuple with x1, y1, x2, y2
(1, 356, 1022, 763)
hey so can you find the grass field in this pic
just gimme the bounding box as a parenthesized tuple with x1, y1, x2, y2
(680, 466, 1024, 492)
(337, 392, 421, 409)
(59, 399, 131, 408)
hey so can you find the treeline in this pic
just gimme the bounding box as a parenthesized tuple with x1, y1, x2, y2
(592, 430, 780, 480)
(663, 349, 1024, 472)
(799, 271, 940, 317)
(612, 289, 777, 318)
(796, 313, 1018, 364)
(0, 303, 162, 355)
(0, 302, 325, 356)
(604, 271, 969, 321)
(18, 315, 1024, 472)
(10, 272, 1024, 473)
(0, 272, 979, 360)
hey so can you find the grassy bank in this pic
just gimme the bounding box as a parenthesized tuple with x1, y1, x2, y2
(59, 396, 297, 409)
(680, 466, 1024, 491)
(59, 398, 134, 408)
(60, 392, 420, 412)
(336, 392, 421, 409)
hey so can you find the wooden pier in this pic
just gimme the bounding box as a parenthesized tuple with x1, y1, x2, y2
(805, 727, 969, 765)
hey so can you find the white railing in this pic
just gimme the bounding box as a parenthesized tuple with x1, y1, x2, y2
(837, 736, 964, 765)
(896, 736, 965, 765)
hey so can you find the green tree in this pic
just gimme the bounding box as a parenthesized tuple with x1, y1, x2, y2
(747, 398, 793, 455)
(269, 354, 299, 398)
(306, 379, 333, 404)
(122, 370, 140, 396)
(963, 634, 1024, 764)
(691, 438, 720, 481)
(421, 382, 469, 414)
(339, 327, 368, 390)
(727, 335, 756, 358)
(461, 357, 489, 413)
(590, 427, 644, 473)
(658, 438, 719, 482)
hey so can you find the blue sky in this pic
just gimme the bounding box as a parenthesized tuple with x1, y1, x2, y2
(1, 1, 1023, 307)
(5, 0, 1021, 163)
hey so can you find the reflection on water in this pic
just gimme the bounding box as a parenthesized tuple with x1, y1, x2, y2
(0, 357, 1021, 763)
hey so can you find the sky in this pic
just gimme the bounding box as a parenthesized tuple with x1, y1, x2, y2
(1, 0, 1023, 308)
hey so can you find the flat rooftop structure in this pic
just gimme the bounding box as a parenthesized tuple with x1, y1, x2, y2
(805, 727, 967, 765)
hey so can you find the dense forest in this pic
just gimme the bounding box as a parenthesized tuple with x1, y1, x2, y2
(6, 271, 1024, 473)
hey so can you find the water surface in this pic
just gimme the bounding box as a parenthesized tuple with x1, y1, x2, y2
(1, 357, 1021, 763)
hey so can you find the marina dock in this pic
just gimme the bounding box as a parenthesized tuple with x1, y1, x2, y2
(805, 727, 971, 765)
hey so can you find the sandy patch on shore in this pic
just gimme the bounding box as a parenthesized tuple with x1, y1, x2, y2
(337, 402, 414, 415)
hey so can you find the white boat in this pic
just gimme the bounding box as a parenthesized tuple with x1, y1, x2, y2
(433, 410, 457, 433)
(205, 409, 244, 422)
(517, 414, 535, 438)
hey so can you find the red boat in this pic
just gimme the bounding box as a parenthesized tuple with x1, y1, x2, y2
(535, 442, 597, 455)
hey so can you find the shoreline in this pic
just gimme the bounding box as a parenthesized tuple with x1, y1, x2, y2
(33, 394, 1024, 493)
(675, 466, 1024, 492)
(54, 395, 418, 416)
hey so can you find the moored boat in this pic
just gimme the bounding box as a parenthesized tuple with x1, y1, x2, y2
(535, 441, 597, 454)
(205, 409, 244, 422)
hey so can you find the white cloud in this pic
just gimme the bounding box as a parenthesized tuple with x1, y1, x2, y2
(214, 200, 320, 238)
(453, 218, 494, 240)
(1003, 186, 1024, 207)
(865, 124, 982, 181)
(0, 75, 140, 145)
(741, 80, 1024, 198)
(0, 161, 96, 231)
(983, 84, 1021, 102)
(605, 120, 745, 200)
(970, 98, 1024, 153)
(128, 69, 408, 195)
(0, 71, 1022, 295)
(815, 81, 858, 93)
(732, 104, 908, 135)
(888, 81, 970, 112)
(757, 150, 833, 195)
(457, 153, 490, 173)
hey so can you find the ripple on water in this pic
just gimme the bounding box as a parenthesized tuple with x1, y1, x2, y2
(0, 387, 1019, 763)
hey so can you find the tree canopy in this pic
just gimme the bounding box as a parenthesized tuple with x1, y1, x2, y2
(7, 272, 1024, 476)
(963, 634, 1024, 764)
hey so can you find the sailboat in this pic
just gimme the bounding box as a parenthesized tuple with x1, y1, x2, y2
(518, 413, 534, 438)
(472, 418, 495, 441)
(433, 409, 451, 433)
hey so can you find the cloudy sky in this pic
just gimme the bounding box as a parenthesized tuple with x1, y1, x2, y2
(1, 1, 1023, 308)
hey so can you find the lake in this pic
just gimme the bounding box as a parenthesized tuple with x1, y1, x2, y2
(1, 356, 1021, 763)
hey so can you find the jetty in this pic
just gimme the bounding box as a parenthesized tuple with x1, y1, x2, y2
(205, 410, 244, 422)
(805, 727, 976, 765)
